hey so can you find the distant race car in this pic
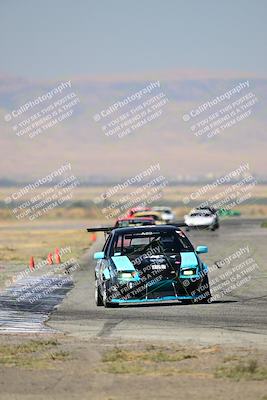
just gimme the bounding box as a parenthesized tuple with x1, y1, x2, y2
(152, 207, 175, 223)
(114, 217, 156, 228)
(91, 225, 211, 307)
(197, 206, 217, 214)
(131, 210, 163, 223)
(126, 207, 151, 217)
(184, 208, 219, 231)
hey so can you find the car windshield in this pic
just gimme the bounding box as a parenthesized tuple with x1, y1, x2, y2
(111, 230, 193, 256)
(190, 211, 211, 217)
(154, 208, 171, 213)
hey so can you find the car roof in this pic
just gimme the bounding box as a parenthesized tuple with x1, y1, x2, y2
(134, 211, 161, 216)
(190, 210, 212, 215)
(192, 208, 211, 212)
(197, 206, 216, 211)
(152, 206, 171, 210)
(117, 217, 154, 222)
(129, 207, 151, 212)
(112, 224, 182, 235)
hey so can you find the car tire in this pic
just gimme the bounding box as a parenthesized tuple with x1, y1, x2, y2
(195, 275, 211, 304)
(95, 280, 103, 306)
(211, 220, 219, 231)
(210, 222, 218, 231)
(102, 282, 118, 308)
(181, 299, 194, 305)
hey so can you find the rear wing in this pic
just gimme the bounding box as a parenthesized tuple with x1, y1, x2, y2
(87, 222, 187, 232)
(87, 226, 114, 233)
(87, 226, 114, 240)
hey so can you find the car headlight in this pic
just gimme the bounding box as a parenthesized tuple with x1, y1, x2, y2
(118, 272, 137, 280)
(182, 269, 194, 276)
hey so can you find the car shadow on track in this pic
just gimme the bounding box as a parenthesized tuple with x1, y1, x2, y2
(113, 299, 238, 308)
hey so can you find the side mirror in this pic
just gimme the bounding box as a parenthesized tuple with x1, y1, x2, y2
(94, 251, 105, 260)
(196, 245, 208, 254)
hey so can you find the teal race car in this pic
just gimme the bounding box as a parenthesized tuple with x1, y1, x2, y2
(90, 225, 211, 307)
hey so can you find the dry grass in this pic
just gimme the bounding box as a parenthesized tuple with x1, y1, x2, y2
(1, 185, 267, 220)
(0, 207, 102, 221)
(0, 229, 91, 263)
(215, 358, 267, 381)
(103, 346, 196, 363)
(0, 340, 69, 368)
(100, 345, 197, 376)
(0, 227, 93, 290)
(99, 344, 267, 381)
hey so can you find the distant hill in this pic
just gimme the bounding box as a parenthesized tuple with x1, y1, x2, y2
(0, 71, 266, 181)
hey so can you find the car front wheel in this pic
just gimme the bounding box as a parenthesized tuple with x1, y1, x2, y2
(102, 282, 118, 308)
(195, 275, 211, 304)
(95, 280, 103, 306)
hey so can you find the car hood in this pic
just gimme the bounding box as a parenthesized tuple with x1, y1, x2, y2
(128, 251, 199, 276)
(185, 215, 214, 225)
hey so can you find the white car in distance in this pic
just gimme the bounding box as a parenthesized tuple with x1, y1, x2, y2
(152, 207, 175, 223)
(184, 208, 219, 231)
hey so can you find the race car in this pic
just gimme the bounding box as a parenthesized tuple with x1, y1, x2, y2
(198, 206, 219, 228)
(91, 225, 211, 307)
(126, 207, 151, 217)
(184, 208, 219, 231)
(197, 206, 217, 214)
(131, 210, 163, 223)
(114, 217, 156, 228)
(152, 206, 175, 223)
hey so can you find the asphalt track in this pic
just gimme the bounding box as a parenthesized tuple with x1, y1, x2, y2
(48, 218, 267, 348)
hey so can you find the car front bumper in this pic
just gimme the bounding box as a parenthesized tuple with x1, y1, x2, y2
(110, 294, 206, 304)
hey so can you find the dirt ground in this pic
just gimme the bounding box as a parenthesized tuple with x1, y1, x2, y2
(0, 218, 266, 399)
(0, 334, 266, 400)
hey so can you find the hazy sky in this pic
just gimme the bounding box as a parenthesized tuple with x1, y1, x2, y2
(0, 0, 266, 79)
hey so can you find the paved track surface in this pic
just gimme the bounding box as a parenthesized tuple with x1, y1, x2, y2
(48, 218, 267, 348)
(0, 277, 73, 334)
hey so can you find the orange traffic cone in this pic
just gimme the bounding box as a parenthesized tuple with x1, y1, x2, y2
(47, 253, 53, 265)
(55, 247, 60, 255)
(55, 252, 61, 264)
(29, 256, 35, 271)
(91, 232, 97, 242)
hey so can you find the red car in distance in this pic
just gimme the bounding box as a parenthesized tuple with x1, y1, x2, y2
(114, 217, 155, 228)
